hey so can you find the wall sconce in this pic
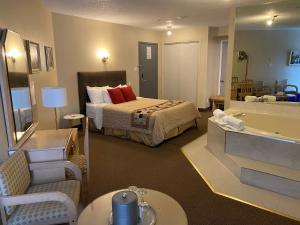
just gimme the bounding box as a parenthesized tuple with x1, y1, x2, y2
(96, 49, 109, 63)
(6, 48, 21, 63)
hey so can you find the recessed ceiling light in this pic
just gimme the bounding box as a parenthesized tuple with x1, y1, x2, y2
(167, 30, 172, 36)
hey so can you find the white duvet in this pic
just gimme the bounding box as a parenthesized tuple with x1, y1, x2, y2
(86, 97, 143, 129)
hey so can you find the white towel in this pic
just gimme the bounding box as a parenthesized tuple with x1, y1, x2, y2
(223, 115, 245, 131)
(263, 95, 276, 102)
(245, 96, 257, 102)
(213, 109, 226, 120)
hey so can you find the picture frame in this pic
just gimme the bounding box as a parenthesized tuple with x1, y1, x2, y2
(25, 40, 41, 74)
(44, 46, 54, 71)
(289, 50, 300, 66)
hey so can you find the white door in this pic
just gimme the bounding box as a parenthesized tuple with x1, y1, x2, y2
(164, 42, 199, 105)
(219, 40, 228, 96)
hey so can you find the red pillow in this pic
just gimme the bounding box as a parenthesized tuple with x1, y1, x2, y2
(107, 88, 126, 104)
(121, 85, 136, 101)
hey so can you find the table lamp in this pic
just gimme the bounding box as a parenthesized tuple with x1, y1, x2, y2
(42, 87, 67, 129)
(11, 87, 31, 131)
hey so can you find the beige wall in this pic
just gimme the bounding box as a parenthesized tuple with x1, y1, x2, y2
(0, 0, 58, 162)
(162, 27, 210, 108)
(52, 13, 162, 126)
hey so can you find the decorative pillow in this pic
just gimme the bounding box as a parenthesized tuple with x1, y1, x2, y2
(120, 85, 136, 101)
(86, 86, 108, 104)
(107, 88, 126, 104)
(102, 87, 112, 103)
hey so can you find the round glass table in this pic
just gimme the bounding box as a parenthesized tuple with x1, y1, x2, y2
(78, 189, 188, 225)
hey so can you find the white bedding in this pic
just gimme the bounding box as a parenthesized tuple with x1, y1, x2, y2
(86, 97, 143, 129)
(86, 102, 109, 129)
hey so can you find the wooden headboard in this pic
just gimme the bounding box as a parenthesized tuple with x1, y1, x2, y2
(77, 71, 126, 115)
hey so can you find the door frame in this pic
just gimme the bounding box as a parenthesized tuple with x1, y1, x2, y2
(218, 39, 228, 95)
(138, 41, 158, 98)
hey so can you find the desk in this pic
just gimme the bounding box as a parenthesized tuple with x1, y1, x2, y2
(78, 189, 188, 225)
(20, 128, 78, 184)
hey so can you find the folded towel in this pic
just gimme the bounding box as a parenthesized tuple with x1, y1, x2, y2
(245, 96, 257, 102)
(213, 109, 226, 120)
(263, 95, 276, 102)
(223, 115, 245, 131)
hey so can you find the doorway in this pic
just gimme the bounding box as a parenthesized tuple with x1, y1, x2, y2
(138, 42, 158, 98)
(219, 40, 228, 96)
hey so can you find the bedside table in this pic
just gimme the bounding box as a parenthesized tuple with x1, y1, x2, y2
(64, 114, 85, 128)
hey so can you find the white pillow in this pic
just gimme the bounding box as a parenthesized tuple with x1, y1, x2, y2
(102, 87, 112, 103)
(117, 84, 128, 88)
(86, 86, 108, 104)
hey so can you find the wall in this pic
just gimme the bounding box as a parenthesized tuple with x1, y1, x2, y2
(51, 13, 162, 126)
(0, 0, 58, 162)
(233, 29, 300, 92)
(162, 27, 210, 108)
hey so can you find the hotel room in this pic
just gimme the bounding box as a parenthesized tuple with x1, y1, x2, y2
(0, 0, 300, 224)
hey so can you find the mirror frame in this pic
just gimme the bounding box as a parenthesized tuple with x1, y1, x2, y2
(0, 29, 37, 151)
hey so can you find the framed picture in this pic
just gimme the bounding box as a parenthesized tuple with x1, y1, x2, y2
(44, 46, 54, 71)
(289, 50, 300, 66)
(25, 40, 41, 74)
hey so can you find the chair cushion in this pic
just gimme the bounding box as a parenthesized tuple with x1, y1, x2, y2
(7, 180, 80, 225)
(0, 150, 30, 215)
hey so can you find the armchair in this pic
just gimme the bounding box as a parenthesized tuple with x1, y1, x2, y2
(0, 150, 81, 225)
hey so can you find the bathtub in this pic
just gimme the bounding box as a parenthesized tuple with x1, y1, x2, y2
(207, 111, 300, 170)
(231, 112, 300, 142)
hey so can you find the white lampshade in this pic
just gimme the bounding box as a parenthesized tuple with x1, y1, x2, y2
(42, 87, 67, 108)
(11, 87, 31, 109)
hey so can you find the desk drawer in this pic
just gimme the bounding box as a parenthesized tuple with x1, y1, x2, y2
(26, 149, 64, 163)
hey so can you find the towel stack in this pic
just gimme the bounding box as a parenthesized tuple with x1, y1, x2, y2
(245, 96, 257, 102)
(213, 109, 245, 131)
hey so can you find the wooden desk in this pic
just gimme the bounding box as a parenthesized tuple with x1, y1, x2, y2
(20, 128, 78, 184)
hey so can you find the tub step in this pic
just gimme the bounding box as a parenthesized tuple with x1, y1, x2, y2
(227, 154, 300, 181)
(227, 154, 300, 199)
(241, 168, 300, 199)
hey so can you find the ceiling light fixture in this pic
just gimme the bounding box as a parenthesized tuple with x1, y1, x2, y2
(166, 25, 172, 36)
(266, 15, 278, 26)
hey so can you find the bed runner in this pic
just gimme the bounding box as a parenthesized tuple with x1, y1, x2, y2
(131, 100, 184, 129)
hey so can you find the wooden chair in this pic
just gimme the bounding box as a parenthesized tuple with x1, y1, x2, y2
(0, 150, 81, 225)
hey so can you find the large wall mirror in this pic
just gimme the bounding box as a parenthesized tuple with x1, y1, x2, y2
(231, 0, 300, 103)
(0, 29, 37, 150)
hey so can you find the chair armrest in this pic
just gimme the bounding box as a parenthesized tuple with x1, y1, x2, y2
(0, 192, 77, 220)
(29, 161, 82, 182)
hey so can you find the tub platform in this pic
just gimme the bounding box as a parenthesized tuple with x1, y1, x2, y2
(208, 118, 300, 200)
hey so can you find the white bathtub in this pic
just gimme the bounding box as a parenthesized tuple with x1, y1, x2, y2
(232, 112, 300, 143)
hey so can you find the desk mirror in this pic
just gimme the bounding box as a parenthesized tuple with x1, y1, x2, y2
(0, 29, 37, 150)
(231, 0, 300, 104)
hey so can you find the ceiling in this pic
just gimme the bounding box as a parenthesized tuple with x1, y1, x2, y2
(43, 0, 275, 30)
(236, 0, 300, 30)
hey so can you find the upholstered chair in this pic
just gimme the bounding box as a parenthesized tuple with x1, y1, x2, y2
(0, 150, 82, 225)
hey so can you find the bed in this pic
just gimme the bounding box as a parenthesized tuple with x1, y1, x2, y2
(78, 71, 201, 146)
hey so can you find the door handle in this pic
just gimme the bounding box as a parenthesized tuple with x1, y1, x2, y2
(220, 80, 225, 83)
(141, 73, 147, 82)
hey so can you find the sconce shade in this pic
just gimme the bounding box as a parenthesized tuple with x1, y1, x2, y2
(42, 87, 67, 108)
(10, 87, 31, 109)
